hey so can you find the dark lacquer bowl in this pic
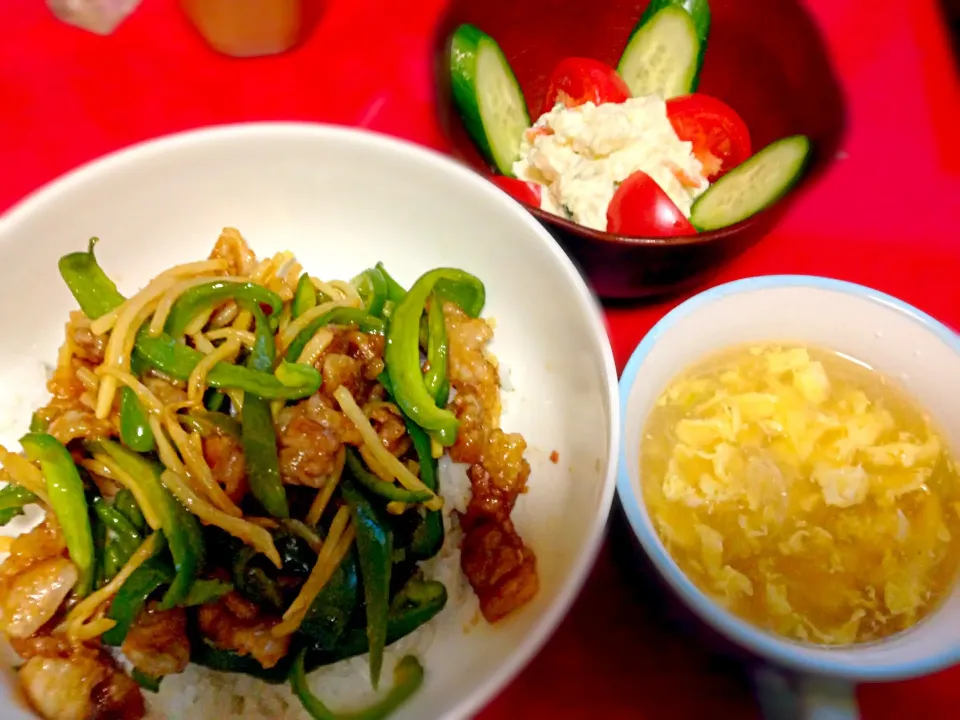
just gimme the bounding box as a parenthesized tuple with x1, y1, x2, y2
(433, 0, 846, 300)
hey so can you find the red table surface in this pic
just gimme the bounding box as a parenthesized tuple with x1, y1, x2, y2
(1, 0, 959, 717)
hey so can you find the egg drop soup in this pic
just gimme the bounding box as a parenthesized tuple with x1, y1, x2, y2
(640, 344, 960, 645)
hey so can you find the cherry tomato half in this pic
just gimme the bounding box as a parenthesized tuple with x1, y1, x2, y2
(666, 93, 752, 181)
(541, 57, 631, 115)
(490, 176, 542, 206)
(606, 171, 697, 238)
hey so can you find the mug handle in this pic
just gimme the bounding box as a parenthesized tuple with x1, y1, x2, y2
(751, 665, 860, 720)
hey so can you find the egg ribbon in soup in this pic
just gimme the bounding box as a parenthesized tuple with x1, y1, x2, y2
(640, 345, 960, 645)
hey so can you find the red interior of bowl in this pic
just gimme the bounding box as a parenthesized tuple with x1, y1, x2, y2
(434, 0, 846, 243)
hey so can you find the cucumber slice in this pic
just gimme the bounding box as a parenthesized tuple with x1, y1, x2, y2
(638, 0, 711, 46)
(617, 6, 702, 99)
(690, 135, 812, 231)
(449, 24, 530, 176)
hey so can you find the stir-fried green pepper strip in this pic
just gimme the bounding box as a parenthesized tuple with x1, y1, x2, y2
(191, 579, 448, 682)
(93, 497, 141, 558)
(58, 243, 153, 453)
(181, 409, 243, 439)
(136, 334, 321, 400)
(28, 413, 48, 433)
(423, 296, 449, 407)
(119, 386, 155, 452)
(114, 489, 147, 533)
(291, 651, 424, 720)
(181, 579, 233, 607)
(58, 242, 157, 452)
(20, 433, 95, 596)
(131, 669, 162, 693)
(405, 422, 444, 560)
(0, 484, 38, 527)
(164, 281, 284, 338)
(103, 552, 174, 646)
(385, 269, 484, 447)
(93, 510, 108, 589)
(284, 308, 386, 363)
(375, 262, 407, 303)
(190, 642, 293, 684)
(204, 389, 228, 412)
(241, 305, 289, 518)
(58, 243, 307, 399)
(232, 545, 285, 612)
(57, 238, 126, 319)
(103, 540, 124, 582)
(293, 273, 318, 319)
(343, 448, 432, 504)
(315, 579, 447, 669)
(342, 481, 393, 689)
(352, 267, 388, 318)
(434, 277, 485, 318)
(299, 551, 359, 651)
(96, 440, 203, 608)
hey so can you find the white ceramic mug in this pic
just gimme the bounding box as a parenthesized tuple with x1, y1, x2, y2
(616, 276, 960, 719)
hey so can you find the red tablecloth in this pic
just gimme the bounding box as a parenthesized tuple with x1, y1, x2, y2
(1, 0, 959, 717)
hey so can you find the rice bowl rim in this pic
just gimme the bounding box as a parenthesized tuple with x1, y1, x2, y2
(0, 122, 621, 720)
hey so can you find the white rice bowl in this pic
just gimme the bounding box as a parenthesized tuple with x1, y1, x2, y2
(0, 125, 618, 720)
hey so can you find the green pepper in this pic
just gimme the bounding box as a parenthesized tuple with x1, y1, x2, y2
(352, 267, 388, 318)
(20, 433, 95, 597)
(284, 308, 386, 363)
(190, 641, 293, 684)
(103, 551, 174, 646)
(93, 510, 108, 590)
(57, 238, 126, 319)
(118, 352, 155, 453)
(164, 281, 284, 338)
(136, 334, 321, 400)
(299, 551, 358, 651)
(114, 489, 147, 534)
(204, 389, 228, 413)
(58, 242, 154, 453)
(56, 245, 317, 400)
(384, 269, 485, 447)
(341, 481, 393, 689)
(93, 496, 142, 557)
(423, 296, 449, 407)
(181, 578, 233, 607)
(232, 545, 285, 613)
(298, 579, 445, 673)
(0, 484, 38, 527)
(275, 531, 315, 576)
(291, 650, 423, 720)
(343, 448, 432, 505)
(28, 413, 48, 433)
(404, 422, 444, 560)
(103, 539, 125, 582)
(293, 273, 318, 319)
(434, 277, 485, 318)
(131, 668, 162, 693)
(119, 387, 155, 452)
(96, 440, 203, 609)
(241, 305, 289, 519)
(334, 579, 447, 659)
(375, 263, 407, 303)
(182, 409, 242, 440)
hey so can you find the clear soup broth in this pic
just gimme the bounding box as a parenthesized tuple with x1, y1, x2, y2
(640, 344, 960, 645)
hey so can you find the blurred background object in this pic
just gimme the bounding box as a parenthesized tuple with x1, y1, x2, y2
(180, 0, 313, 58)
(942, 0, 960, 68)
(47, 0, 143, 35)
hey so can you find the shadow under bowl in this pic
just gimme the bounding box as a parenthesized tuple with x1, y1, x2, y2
(433, 0, 847, 300)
